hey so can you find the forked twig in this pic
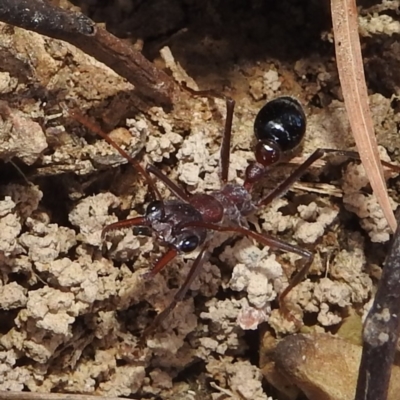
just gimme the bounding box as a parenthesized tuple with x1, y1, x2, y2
(331, 0, 397, 232)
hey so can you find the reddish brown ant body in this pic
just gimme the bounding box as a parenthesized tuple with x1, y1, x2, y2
(69, 96, 375, 338)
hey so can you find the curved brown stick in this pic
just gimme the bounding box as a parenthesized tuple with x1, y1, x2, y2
(0, 0, 176, 106)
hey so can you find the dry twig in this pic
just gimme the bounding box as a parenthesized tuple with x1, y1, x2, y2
(0, 0, 177, 106)
(0, 393, 126, 400)
(331, 0, 397, 232)
(355, 216, 400, 400)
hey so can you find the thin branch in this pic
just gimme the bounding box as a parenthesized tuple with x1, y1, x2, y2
(0, 393, 126, 400)
(355, 215, 400, 400)
(0, 0, 177, 106)
(331, 0, 397, 232)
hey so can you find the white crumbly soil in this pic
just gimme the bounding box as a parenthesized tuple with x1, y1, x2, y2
(0, 1, 400, 399)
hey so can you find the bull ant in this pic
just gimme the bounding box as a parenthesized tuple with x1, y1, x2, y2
(68, 95, 396, 339)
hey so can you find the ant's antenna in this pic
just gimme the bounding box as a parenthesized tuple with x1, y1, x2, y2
(63, 105, 164, 204)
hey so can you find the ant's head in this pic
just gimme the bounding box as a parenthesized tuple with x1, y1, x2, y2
(145, 200, 207, 254)
(253, 97, 306, 167)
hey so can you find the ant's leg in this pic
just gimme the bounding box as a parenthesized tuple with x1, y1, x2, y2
(278, 258, 312, 312)
(103, 218, 179, 276)
(220, 98, 235, 184)
(178, 220, 313, 261)
(143, 248, 178, 279)
(258, 148, 325, 206)
(178, 86, 235, 183)
(177, 221, 313, 317)
(147, 97, 238, 197)
(102, 216, 178, 278)
(140, 247, 209, 342)
(65, 106, 164, 203)
(258, 148, 400, 207)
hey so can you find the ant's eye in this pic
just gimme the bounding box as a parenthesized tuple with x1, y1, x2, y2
(178, 235, 200, 253)
(254, 97, 306, 153)
(146, 200, 164, 218)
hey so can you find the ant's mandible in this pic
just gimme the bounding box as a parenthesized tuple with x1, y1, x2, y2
(69, 96, 366, 339)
